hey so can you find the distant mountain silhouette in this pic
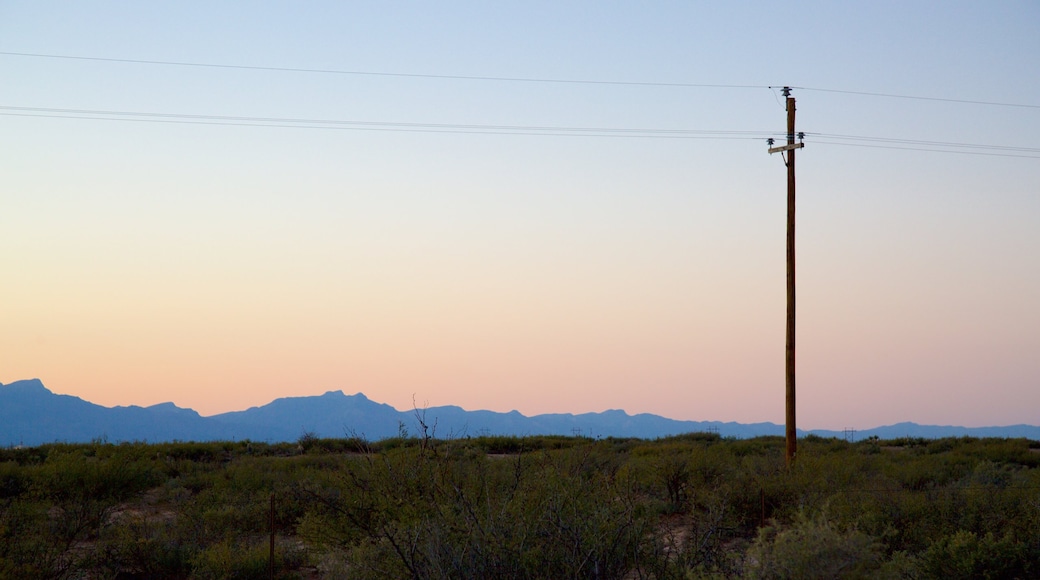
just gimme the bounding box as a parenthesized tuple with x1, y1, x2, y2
(3, 379, 1039, 446)
(0, 379, 216, 445)
(209, 390, 404, 442)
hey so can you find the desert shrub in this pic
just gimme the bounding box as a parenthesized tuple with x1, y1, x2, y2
(7, 433, 1040, 578)
(34, 451, 160, 502)
(155, 441, 228, 463)
(192, 537, 300, 580)
(745, 511, 883, 579)
(520, 451, 647, 579)
(656, 431, 722, 445)
(96, 516, 195, 579)
(0, 460, 28, 499)
(0, 498, 72, 579)
(470, 435, 528, 454)
(635, 486, 743, 578)
(801, 434, 852, 455)
(881, 437, 929, 449)
(962, 438, 1040, 468)
(301, 442, 649, 579)
(30, 451, 161, 550)
(917, 530, 1034, 579)
(657, 451, 692, 512)
(726, 436, 784, 458)
(624, 443, 709, 513)
(298, 435, 367, 455)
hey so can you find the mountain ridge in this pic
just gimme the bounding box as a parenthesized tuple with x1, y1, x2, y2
(3, 378, 1038, 446)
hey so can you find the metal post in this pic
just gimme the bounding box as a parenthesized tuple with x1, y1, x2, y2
(269, 492, 276, 579)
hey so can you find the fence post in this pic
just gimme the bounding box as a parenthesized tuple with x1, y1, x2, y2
(760, 487, 766, 527)
(269, 492, 276, 580)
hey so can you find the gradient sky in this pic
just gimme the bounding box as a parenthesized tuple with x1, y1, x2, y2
(2, 2, 1038, 429)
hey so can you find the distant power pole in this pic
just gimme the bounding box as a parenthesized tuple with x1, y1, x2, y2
(767, 87, 804, 467)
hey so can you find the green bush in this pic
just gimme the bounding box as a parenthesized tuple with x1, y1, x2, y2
(192, 538, 287, 580)
(96, 517, 194, 579)
(917, 530, 1033, 579)
(745, 512, 883, 579)
(301, 443, 649, 579)
(0, 461, 27, 499)
(4, 435, 1040, 578)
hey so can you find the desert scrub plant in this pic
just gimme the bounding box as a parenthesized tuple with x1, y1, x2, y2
(0, 460, 28, 499)
(917, 530, 1035, 579)
(0, 496, 76, 579)
(32, 450, 162, 551)
(655, 431, 723, 445)
(634, 486, 743, 579)
(624, 442, 716, 514)
(7, 434, 1040, 578)
(191, 536, 304, 580)
(519, 451, 648, 579)
(744, 511, 884, 579)
(299, 441, 651, 579)
(95, 516, 195, 579)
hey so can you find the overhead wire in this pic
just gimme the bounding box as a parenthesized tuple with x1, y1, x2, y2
(3, 51, 1039, 111)
(0, 51, 767, 90)
(2, 52, 1038, 156)
(792, 86, 1040, 110)
(3, 105, 1037, 158)
(0, 111, 775, 139)
(0, 105, 782, 139)
(807, 132, 1040, 153)
(806, 131, 1040, 158)
(808, 140, 1040, 159)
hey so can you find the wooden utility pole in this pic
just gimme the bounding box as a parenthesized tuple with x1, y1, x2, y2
(767, 87, 804, 467)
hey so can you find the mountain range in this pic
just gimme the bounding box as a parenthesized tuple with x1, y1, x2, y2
(3, 378, 1039, 446)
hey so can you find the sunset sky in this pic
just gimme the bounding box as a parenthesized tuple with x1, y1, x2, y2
(2, 2, 1038, 430)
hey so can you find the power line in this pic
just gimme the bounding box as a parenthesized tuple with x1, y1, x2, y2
(4, 105, 1037, 158)
(0, 111, 775, 139)
(4, 51, 1038, 111)
(0, 105, 775, 136)
(792, 86, 1040, 110)
(811, 140, 1040, 159)
(809, 132, 1040, 154)
(0, 105, 780, 139)
(0, 51, 768, 90)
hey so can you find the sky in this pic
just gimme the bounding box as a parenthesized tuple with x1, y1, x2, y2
(1, 2, 1038, 430)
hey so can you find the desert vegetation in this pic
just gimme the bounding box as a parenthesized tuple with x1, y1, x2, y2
(3, 428, 1040, 579)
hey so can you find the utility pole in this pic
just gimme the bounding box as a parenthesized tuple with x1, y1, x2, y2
(767, 87, 804, 467)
